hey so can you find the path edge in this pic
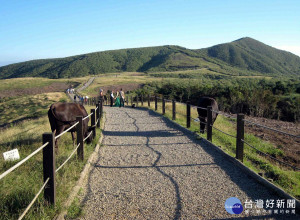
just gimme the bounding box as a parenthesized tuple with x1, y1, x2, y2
(145, 107, 300, 213)
(56, 113, 105, 220)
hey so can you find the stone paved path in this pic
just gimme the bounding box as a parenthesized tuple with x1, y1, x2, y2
(80, 107, 294, 219)
(67, 77, 95, 101)
(77, 77, 95, 93)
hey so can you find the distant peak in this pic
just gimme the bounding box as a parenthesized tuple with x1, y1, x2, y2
(234, 37, 256, 42)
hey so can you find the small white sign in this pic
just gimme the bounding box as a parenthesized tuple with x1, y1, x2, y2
(3, 149, 20, 161)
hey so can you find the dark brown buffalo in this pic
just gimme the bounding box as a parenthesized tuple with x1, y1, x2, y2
(48, 102, 92, 152)
(197, 97, 219, 133)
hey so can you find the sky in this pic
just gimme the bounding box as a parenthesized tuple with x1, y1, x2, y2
(0, 0, 300, 66)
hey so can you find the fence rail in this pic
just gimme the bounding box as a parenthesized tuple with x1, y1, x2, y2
(56, 143, 81, 173)
(0, 142, 49, 180)
(18, 177, 50, 220)
(242, 139, 300, 171)
(55, 122, 79, 140)
(0, 98, 104, 219)
(128, 94, 299, 171)
(243, 119, 300, 138)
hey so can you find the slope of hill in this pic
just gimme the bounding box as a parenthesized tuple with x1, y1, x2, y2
(1, 37, 300, 79)
(203, 37, 300, 75)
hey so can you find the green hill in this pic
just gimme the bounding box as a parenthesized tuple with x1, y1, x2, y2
(1, 37, 300, 79)
(203, 37, 300, 75)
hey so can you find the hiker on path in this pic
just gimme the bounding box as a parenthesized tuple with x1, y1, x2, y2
(110, 90, 114, 107)
(99, 89, 104, 101)
(120, 88, 125, 107)
(114, 91, 121, 107)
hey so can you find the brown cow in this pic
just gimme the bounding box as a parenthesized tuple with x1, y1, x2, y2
(48, 102, 93, 152)
(197, 97, 219, 133)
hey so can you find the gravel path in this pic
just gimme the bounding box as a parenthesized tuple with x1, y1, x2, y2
(67, 77, 95, 101)
(80, 107, 296, 219)
(77, 77, 95, 93)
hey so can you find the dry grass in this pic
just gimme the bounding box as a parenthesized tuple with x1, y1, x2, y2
(0, 92, 67, 126)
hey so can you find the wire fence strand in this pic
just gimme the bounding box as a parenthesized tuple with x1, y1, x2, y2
(190, 104, 207, 110)
(83, 112, 93, 121)
(212, 110, 236, 119)
(242, 139, 300, 171)
(56, 143, 81, 173)
(55, 122, 79, 140)
(176, 111, 187, 117)
(243, 119, 300, 138)
(0, 142, 49, 181)
(191, 117, 200, 122)
(212, 126, 237, 138)
(84, 131, 93, 142)
(18, 177, 50, 220)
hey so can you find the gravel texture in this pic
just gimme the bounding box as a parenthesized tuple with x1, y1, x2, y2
(80, 106, 297, 219)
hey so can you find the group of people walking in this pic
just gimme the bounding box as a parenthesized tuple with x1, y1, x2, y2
(110, 89, 125, 107)
(99, 88, 125, 107)
(74, 95, 89, 104)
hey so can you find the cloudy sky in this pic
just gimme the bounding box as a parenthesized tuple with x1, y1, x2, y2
(0, 0, 299, 66)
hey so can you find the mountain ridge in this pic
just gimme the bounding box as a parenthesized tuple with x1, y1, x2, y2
(1, 37, 300, 79)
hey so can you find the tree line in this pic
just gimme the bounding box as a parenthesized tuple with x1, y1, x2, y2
(134, 78, 300, 122)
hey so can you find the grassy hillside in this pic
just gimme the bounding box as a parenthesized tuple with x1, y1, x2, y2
(1, 38, 300, 79)
(203, 37, 300, 75)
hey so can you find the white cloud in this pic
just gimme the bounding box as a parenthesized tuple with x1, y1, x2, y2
(274, 45, 300, 57)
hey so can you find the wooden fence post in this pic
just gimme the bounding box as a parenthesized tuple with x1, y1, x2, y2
(155, 96, 158, 111)
(186, 101, 191, 128)
(99, 100, 103, 122)
(96, 103, 100, 128)
(76, 116, 84, 160)
(43, 133, 56, 205)
(236, 114, 245, 162)
(172, 99, 176, 120)
(207, 106, 212, 141)
(148, 95, 150, 107)
(162, 98, 165, 115)
(91, 109, 96, 138)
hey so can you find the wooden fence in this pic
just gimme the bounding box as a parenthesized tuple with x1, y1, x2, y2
(126, 94, 299, 171)
(0, 100, 103, 220)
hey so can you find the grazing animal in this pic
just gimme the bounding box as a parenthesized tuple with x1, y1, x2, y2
(197, 97, 219, 133)
(48, 103, 93, 152)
